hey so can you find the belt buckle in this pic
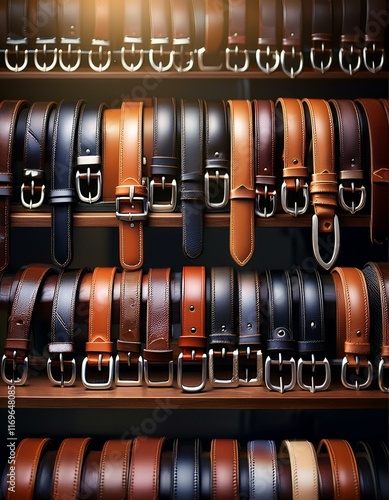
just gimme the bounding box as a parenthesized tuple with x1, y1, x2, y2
(1, 352, 29, 386)
(281, 178, 309, 216)
(115, 187, 149, 222)
(363, 42, 385, 73)
(21, 170, 45, 209)
(172, 38, 194, 73)
(114, 353, 143, 387)
(225, 45, 250, 72)
(255, 45, 280, 74)
(312, 213, 340, 270)
(197, 47, 223, 71)
(208, 348, 239, 388)
(121, 37, 144, 72)
(59, 37, 82, 72)
(264, 353, 296, 393)
(149, 38, 174, 72)
(280, 46, 304, 78)
(81, 354, 114, 389)
(47, 353, 76, 387)
(378, 357, 389, 393)
(34, 38, 58, 72)
(76, 156, 102, 203)
(5, 37, 29, 72)
(88, 39, 111, 72)
(297, 354, 331, 393)
(177, 351, 207, 392)
(338, 182, 366, 214)
(255, 185, 277, 218)
(238, 347, 263, 386)
(310, 42, 333, 73)
(204, 170, 229, 209)
(149, 177, 177, 212)
(339, 43, 361, 75)
(341, 355, 373, 390)
(143, 359, 174, 387)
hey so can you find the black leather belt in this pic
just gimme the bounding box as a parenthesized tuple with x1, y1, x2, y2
(310, 0, 333, 73)
(180, 99, 205, 259)
(148, 0, 174, 72)
(357, 441, 389, 499)
(88, 0, 112, 72)
(48, 100, 84, 268)
(4, 0, 29, 72)
(339, 0, 362, 74)
(247, 440, 278, 500)
(363, 0, 386, 73)
(171, 439, 201, 499)
(58, 0, 82, 72)
(280, 0, 304, 78)
(256, 0, 280, 73)
(35, 450, 57, 500)
(171, 0, 194, 72)
(354, 441, 378, 499)
(226, 0, 249, 72)
(121, 0, 145, 72)
(34, 0, 58, 72)
(76, 102, 106, 204)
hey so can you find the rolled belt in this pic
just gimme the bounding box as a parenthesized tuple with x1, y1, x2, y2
(99, 439, 132, 499)
(210, 439, 240, 500)
(246, 440, 278, 500)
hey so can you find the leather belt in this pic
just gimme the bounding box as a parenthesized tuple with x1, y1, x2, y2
(52, 437, 93, 500)
(355, 98, 389, 245)
(256, 0, 280, 73)
(339, 0, 362, 74)
(171, 439, 201, 499)
(208, 266, 238, 388)
(279, 440, 319, 500)
(204, 100, 230, 211)
(33, 0, 58, 72)
(143, 267, 174, 386)
(80, 450, 100, 500)
(310, 0, 333, 73)
(280, 0, 304, 78)
(329, 99, 366, 214)
(357, 441, 389, 499)
(115, 101, 147, 270)
(276, 98, 309, 217)
(1, 264, 55, 386)
(121, 0, 146, 72)
(354, 441, 378, 499)
(197, 0, 224, 71)
(115, 269, 143, 386)
(316, 439, 360, 500)
(47, 268, 86, 387)
(48, 99, 84, 268)
(88, 0, 112, 72)
(303, 98, 340, 270)
(35, 450, 57, 500)
(363, 0, 386, 73)
(0, 100, 29, 271)
(263, 269, 296, 393)
(81, 267, 116, 389)
(331, 267, 373, 390)
(211, 439, 239, 500)
(148, 0, 174, 71)
(253, 99, 277, 218)
(237, 270, 263, 386)
(177, 266, 207, 392)
(21, 101, 56, 209)
(171, 0, 194, 72)
(180, 99, 205, 259)
(226, 0, 249, 72)
(293, 269, 331, 392)
(102, 108, 120, 202)
(99, 439, 132, 500)
(76, 102, 106, 204)
(247, 440, 278, 500)
(4, 0, 29, 72)
(128, 436, 165, 499)
(227, 99, 255, 266)
(58, 0, 82, 72)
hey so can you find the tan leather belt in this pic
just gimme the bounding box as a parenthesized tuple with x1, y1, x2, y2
(58, 0, 82, 72)
(226, 0, 249, 72)
(102, 108, 120, 202)
(256, 0, 280, 73)
(227, 99, 255, 267)
(99, 439, 132, 499)
(170, 0, 194, 72)
(310, 0, 333, 73)
(34, 0, 58, 72)
(211, 439, 240, 500)
(280, 0, 304, 78)
(363, 0, 386, 72)
(121, 0, 145, 72)
(339, 0, 362, 75)
(88, 0, 111, 72)
(148, 0, 174, 71)
(198, 0, 225, 71)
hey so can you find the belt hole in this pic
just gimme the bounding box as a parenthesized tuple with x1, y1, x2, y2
(189, 305, 195, 311)
(191, 327, 196, 334)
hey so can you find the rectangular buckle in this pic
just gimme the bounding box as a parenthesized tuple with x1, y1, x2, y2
(144, 359, 174, 387)
(75, 159, 102, 203)
(21, 170, 45, 209)
(149, 177, 177, 212)
(204, 170, 229, 209)
(115, 186, 149, 222)
(1, 353, 29, 386)
(208, 348, 239, 388)
(264, 353, 296, 393)
(47, 353, 76, 387)
(238, 347, 263, 386)
(177, 352, 207, 393)
(81, 355, 114, 390)
(114, 354, 143, 387)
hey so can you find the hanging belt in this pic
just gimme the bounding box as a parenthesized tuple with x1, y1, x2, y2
(4, 0, 29, 72)
(256, 0, 280, 73)
(247, 440, 278, 500)
(310, 0, 333, 73)
(170, 0, 194, 72)
(363, 0, 386, 73)
(226, 0, 249, 72)
(148, 0, 174, 71)
(121, 0, 145, 72)
(34, 0, 58, 72)
(81, 267, 116, 390)
(102, 108, 120, 202)
(88, 0, 111, 72)
(210, 439, 240, 500)
(171, 439, 201, 499)
(197, 0, 224, 71)
(280, 0, 304, 78)
(99, 440, 132, 500)
(58, 0, 82, 72)
(339, 0, 362, 75)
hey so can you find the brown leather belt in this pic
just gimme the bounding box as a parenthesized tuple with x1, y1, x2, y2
(256, 0, 280, 73)
(80, 450, 100, 500)
(339, 0, 362, 75)
(226, 0, 249, 72)
(121, 0, 145, 72)
(58, 0, 82, 72)
(310, 0, 333, 73)
(99, 439, 132, 499)
(102, 108, 121, 202)
(4, 0, 29, 72)
(33, 0, 58, 72)
(211, 439, 240, 500)
(363, 0, 386, 73)
(148, 0, 174, 71)
(170, 0, 194, 72)
(88, 0, 112, 72)
(280, 0, 304, 78)
(197, 0, 225, 70)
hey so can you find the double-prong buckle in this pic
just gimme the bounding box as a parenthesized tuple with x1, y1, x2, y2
(76, 156, 102, 203)
(88, 39, 111, 72)
(265, 353, 296, 393)
(363, 42, 385, 73)
(115, 186, 149, 222)
(121, 37, 144, 72)
(378, 357, 389, 393)
(255, 185, 277, 218)
(177, 351, 207, 392)
(58, 38, 82, 72)
(5, 38, 29, 72)
(280, 46, 303, 78)
(21, 170, 45, 209)
(1, 352, 28, 386)
(297, 354, 331, 393)
(208, 347, 239, 388)
(172, 38, 194, 72)
(341, 355, 373, 390)
(225, 45, 250, 72)
(204, 170, 229, 210)
(197, 47, 223, 71)
(81, 354, 114, 389)
(47, 353, 76, 387)
(338, 182, 366, 214)
(114, 354, 143, 387)
(339, 43, 361, 75)
(149, 177, 177, 212)
(312, 213, 340, 270)
(34, 38, 58, 72)
(144, 359, 174, 387)
(149, 39, 174, 72)
(281, 178, 309, 216)
(238, 347, 263, 386)
(256, 45, 280, 74)
(310, 42, 333, 73)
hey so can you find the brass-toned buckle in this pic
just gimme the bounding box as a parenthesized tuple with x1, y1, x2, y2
(297, 354, 331, 393)
(378, 357, 389, 393)
(363, 43, 385, 73)
(47, 353, 76, 387)
(255, 45, 280, 74)
(265, 353, 296, 393)
(21, 170, 45, 209)
(238, 347, 263, 386)
(114, 354, 143, 387)
(312, 213, 340, 271)
(225, 45, 250, 72)
(255, 185, 277, 218)
(341, 355, 373, 390)
(280, 46, 303, 78)
(81, 354, 114, 389)
(149, 177, 177, 212)
(280, 178, 309, 216)
(76, 156, 102, 203)
(34, 39, 58, 72)
(310, 42, 333, 73)
(149, 39, 174, 72)
(5, 38, 29, 72)
(177, 351, 207, 392)
(1, 352, 29, 386)
(197, 47, 223, 71)
(143, 359, 174, 387)
(338, 182, 366, 214)
(121, 37, 144, 72)
(88, 39, 111, 72)
(208, 348, 239, 388)
(172, 38, 194, 72)
(115, 186, 149, 222)
(58, 39, 82, 72)
(204, 170, 229, 209)
(339, 44, 361, 75)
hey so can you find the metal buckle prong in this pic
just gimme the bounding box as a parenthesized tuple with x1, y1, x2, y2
(75, 160, 102, 204)
(310, 42, 333, 73)
(88, 39, 111, 72)
(143, 359, 174, 387)
(341, 355, 373, 390)
(177, 351, 207, 392)
(339, 44, 361, 75)
(297, 354, 331, 392)
(149, 177, 177, 212)
(338, 182, 366, 214)
(255, 185, 277, 218)
(34, 39, 58, 72)
(264, 353, 296, 393)
(378, 357, 389, 393)
(115, 354, 143, 387)
(256, 44, 280, 74)
(58, 40, 82, 72)
(280, 46, 304, 78)
(281, 178, 309, 216)
(81, 355, 114, 389)
(121, 38, 144, 71)
(225, 45, 250, 72)
(47, 353, 76, 387)
(363, 42, 385, 73)
(204, 171, 229, 209)
(238, 347, 263, 386)
(5, 38, 29, 72)
(1, 352, 29, 386)
(312, 213, 340, 270)
(208, 348, 239, 388)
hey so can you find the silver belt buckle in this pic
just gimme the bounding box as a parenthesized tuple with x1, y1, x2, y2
(121, 36, 144, 72)
(47, 353, 76, 387)
(280, 46, 304, 78)
(204, 170, 229, 209)
(21, 170, 45, 209)
(341, 355, 373, 390)
(115, 186, 149, 222)
(81, 354, 114, 389)
(149, 177, 177, 212)
(281, 178, 309, 216)
(225, 45, 250, 72)
(297, 354, 331, 393)
(59, 37, 82, 72)
(339, 43, 361, 75)
(310, 42, 333, 73)
(172, 37, 194, 73)
(34, 37, 58, 72)
(88, 38, 111, 72)
(177, 351, 207, 392)
(144, 359, 174, 387)
(363, 42, 385, 73)
(255, 185, 277, 218)
(312, 213, 340, 271)
(256, 44, 280, 74)
(378, 357, 389, 393)
(238, 347, 263, 386)
(265, 353, 296, 393)
(1, 352, 29, 386)
(338, 182, 366, 214)
(208, 348, 239, 388)
(115, 354, 143, 387)
(76, 156, 102, 203)
(149, 37, 174, 72)
(5, 37, 28, 72)
(197, 47, 223, 71)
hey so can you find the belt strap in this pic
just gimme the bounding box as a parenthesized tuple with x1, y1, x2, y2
(211, 439, 239, 500)
(115, 101, 147, 270)
(121, 0, 145, 71)
(303, 98, 339, 270)
(35, 450, 57, 500)
(170, 0, 194, 72)
(81, 267, 116, 389)
(354, 441, 378, 499)
(197, 0, 224, 70)
(329, 99, 366, 214)
(102, 108, 120, 202)
(180, 99, 205, 259)
(58, 0, 82, 71)
(339, 0, 362, 74)
(48, 100, 83, 268)
(99, 440, 132, 500)
(310, 0, 333, 72)
(143, 267, 173, 386)
(148, 0, 174, 71)
(88, 0, 111, 72)
(33, 0, 58, 71)
(247, 440, 278, 500)
(171, 439, 201, 499)
(80, 450, 100, 500)
(280, 0, 304, 77)
(317, 439, 360, 500)
(363, 0, 386, 72)
(357, 441, 389, 499)
(226, 0, 249, 72)
(256, 0, 280, 73)
(5, 0, 29, 72)
(227, 99, 255, 266)
(331, 267, 373, 390)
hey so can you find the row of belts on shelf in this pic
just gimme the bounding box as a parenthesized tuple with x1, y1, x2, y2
(1, 0, 386, 76)
(1, 263, 389, 394)
(2, 97, 389, 270)
(2, 437, 388, 500)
